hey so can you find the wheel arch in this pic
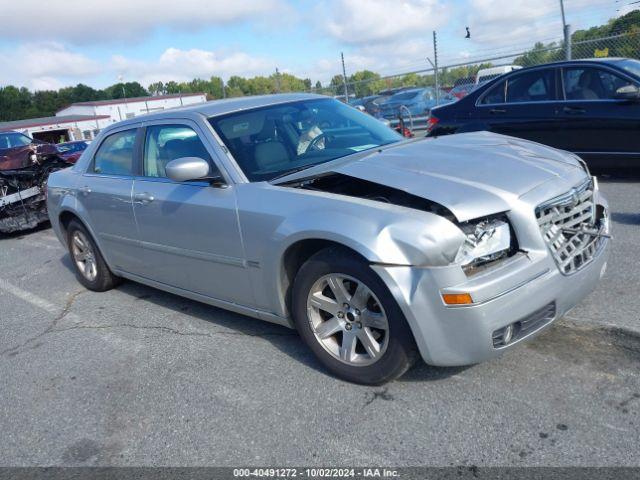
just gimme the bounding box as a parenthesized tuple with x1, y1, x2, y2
(278, 238, 372, 318)
(59, 209, 80, 236)
(57, 208, 115, 271)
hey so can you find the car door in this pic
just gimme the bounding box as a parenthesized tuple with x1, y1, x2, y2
(556, 65, 640, 160)
(132, 120, 254, 306)
(473, 67, 564, 147)
(78, 126, 144, 275)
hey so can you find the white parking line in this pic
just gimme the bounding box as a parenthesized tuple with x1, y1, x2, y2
(0, 277, 60, 314)
(24, 239, 63, 251)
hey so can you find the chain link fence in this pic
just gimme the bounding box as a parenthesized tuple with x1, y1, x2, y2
(305, 30, 639, 132)
(311, 30, 640, 101)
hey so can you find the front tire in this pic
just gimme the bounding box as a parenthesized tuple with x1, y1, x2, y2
(67, 219, 121, 292)
(292, 247, 418, 385)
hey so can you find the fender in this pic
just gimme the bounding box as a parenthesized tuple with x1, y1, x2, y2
(260, 204, 466, 318)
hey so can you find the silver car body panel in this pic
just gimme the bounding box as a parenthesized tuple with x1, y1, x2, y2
(46, 93, 610, 366)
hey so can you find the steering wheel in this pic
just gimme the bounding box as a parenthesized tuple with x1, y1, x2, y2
(305, 133, 327, 153)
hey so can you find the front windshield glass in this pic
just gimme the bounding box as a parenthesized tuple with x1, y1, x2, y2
(619, 59, 640, 78)
(0, 132, 32, 149)
(209, 98, 401, 182)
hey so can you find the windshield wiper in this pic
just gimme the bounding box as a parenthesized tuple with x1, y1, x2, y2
(269, 165, 316, 182)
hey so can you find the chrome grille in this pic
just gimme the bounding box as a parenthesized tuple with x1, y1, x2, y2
(536, 179, 605, 275)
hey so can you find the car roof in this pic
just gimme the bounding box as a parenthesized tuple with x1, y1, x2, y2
(392, 88, 423, 94)
(107, 93, 328, 131)
(516, 57, 630, 71)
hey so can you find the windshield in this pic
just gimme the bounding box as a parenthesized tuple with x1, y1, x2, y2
(618, 59, 640, 78)
(209, 98, 401, 182)
(0, 132, 33, 149)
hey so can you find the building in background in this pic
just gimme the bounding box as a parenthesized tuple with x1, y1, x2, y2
(0, 93, 207, 143)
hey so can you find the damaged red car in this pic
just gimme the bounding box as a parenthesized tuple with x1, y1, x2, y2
(0, 131, 72, 233)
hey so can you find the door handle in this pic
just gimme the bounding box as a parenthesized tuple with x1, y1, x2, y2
(563, 106, 586, 115)
(133, 192, 155, 204)
(79, 186, 92, 196)
(489, 108, 507, 114)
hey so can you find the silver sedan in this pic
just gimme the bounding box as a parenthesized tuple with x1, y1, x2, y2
(46, 93, 610, 384)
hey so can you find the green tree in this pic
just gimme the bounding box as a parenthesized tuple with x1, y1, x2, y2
(348, 70, 383, 97)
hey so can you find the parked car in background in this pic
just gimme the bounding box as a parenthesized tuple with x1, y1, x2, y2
(378, 87, 440, 119)
(0, 131, 70, 232)
(449, 83, 478, 100)
(377, 86, 416, 96)
(428, 58, 640, 167)
(350, 94, 390, 117)
(47, 93, 609, 384)
(57, 140, 90, 164)
(475, 65, 522, 84)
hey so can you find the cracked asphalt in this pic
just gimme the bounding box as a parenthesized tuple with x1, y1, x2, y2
(0, 173, 638, 467)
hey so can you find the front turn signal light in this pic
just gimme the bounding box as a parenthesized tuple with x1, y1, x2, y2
(442, 293, 473, 305)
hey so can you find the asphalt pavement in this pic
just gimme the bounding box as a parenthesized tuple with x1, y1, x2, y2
(0, 173, 638, 467)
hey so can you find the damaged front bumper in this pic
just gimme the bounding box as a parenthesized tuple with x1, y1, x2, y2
(0, 146, 70, 233)
(0, 173, 50, 233)
(373, 236, 609, 366)
(372, 178, 611, 367)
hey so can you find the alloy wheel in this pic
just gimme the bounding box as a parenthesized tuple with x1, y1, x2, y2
(71, 230, 97, 282)
(306, 273, 389, 366)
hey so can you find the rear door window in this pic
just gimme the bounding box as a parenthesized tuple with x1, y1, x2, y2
(93, 129, 137, 176)
(480, 81, 507, 104)
(505, 69, 555, 103)
(480, 69, 555, 105)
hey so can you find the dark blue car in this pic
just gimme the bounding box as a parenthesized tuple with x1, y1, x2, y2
(427, 58, 640, 167)
(378, 88, 440, 119)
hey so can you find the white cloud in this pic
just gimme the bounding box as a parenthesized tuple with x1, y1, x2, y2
(30, 77, 65, 91)
(17, 43, 101, 78)
(0, 0, 289, 43)
(1, 42, 277, 90)
(112, 48, 276, 85)
(1, 43, 100, 90)
(319, 0, 449, 45)
(464, 0, 612, 46)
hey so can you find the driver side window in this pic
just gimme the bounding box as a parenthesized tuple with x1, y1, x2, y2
(143, 125, 214, 178)
(563, 67, 634, 100)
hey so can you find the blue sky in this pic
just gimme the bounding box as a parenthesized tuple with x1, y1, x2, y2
(0, 0, 633, 91)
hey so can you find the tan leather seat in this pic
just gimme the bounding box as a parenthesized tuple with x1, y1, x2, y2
(577, 72, 599, 100)
(254, 141, 290, 170)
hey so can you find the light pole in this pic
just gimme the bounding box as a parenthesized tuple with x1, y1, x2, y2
(427, 32, 439, 106)
(433, 31, 439, 105)
(118, 75, 127, 101)
(341, 52, 349, 102)
(559, 0, 572, 60)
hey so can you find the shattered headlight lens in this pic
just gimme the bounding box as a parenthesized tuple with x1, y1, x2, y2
(455, 218, 511, 270)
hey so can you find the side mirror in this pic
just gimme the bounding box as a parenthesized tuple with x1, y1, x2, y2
(355, 105, 366, 112)
(165, 157, 210, 182)
(614, 84, 640, 101)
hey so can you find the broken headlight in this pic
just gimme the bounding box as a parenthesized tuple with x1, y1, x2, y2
(454, 218, 512, 272)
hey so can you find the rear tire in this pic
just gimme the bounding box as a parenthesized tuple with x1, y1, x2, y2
(67, 219, 121, 292)
(292, 247, 418, 385)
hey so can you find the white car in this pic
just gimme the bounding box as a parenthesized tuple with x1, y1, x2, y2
(476, 65, 523, 84)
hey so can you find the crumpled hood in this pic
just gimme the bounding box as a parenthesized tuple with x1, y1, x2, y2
(330, 132, 587, 221)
